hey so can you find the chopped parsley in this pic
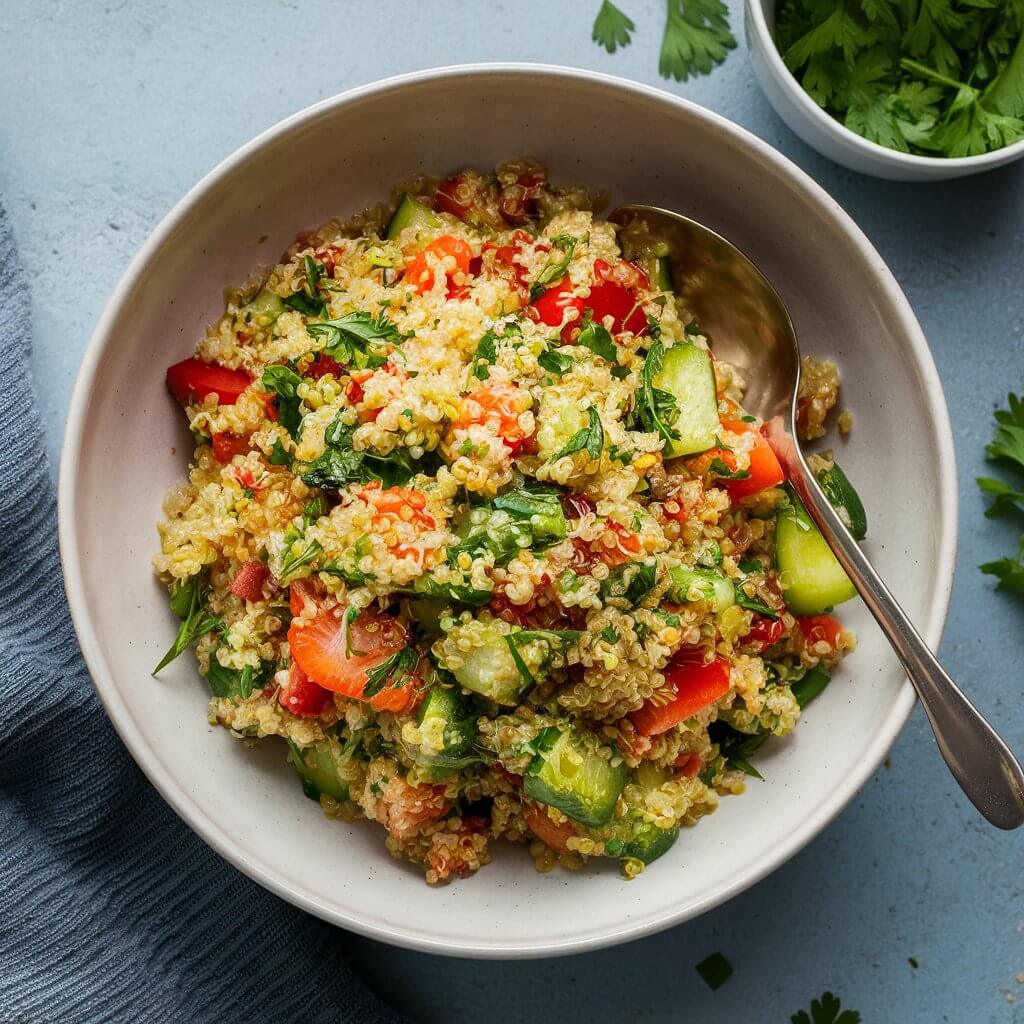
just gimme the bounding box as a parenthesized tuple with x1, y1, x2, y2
(307, 310, 402, 369)
(599, 625, 620, 644)
(470, 329, 498, 380)
(551, 406, 604, 462)
(530, 235, 577, 298)
(206, 657, 275, 700)
(635, 338, 681, 443)
(538, 348, 575, 375)
(283, 255, 327, 316)
(790, 991, 861, 1024)
(577, 315, 618, 362)
(505, 629, 581, 686)
(260, 364, 304, 439)
(978, 394, 1024, 594)
(269, 437, 293, 467)
(362, 647, 419, 698)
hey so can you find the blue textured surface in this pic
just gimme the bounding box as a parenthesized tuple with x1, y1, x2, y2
(2, 1, 1022, 1020)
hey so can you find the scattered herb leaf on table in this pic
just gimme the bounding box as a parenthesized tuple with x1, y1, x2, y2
(978, 393, 1024, 593)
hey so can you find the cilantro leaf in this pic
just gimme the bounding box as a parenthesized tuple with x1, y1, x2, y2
(550, 405, 604, 462)
(261, 365, 304, 439)
(659, 0, 737, 82)
(783, 2, 873, 71)
(791, 991, 861, 1024)
(592, 0, 635, 54)
(980, 547, 1024, 593)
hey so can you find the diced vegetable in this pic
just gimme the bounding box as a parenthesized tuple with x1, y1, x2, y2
(815, 461, 867, 540)
(448, 621, 528, 706)
(409, 684, 478, 779)
(618, 820, 679, 865)
(530, 276, 585, 342)
(404, 235, 473, 293)
(774, 489, 856, 616)
(719, 418, 785, 501)
(667, 565, 735, 612)
(286, 738, 349, 802)
(385, 193, 440, 241)
(791, 665, 831, 708)
(447, 488, 567, 567)
(601, 559, 657, 606)
(523, 799, 578, 853)
(797, 614, 843, 652)
(651, 343, 719, 459)
(279, 662, 332, 718)
(535, 387, 589, 459)
(166, 357, 251, 407)
(655, 255, 673, 293)
(523, 727, 628, 827)
(586, 259, 647, 335)
(630, 650, 731, 736)
(241, 287, 285, 326)
(404, 575, 492, 607)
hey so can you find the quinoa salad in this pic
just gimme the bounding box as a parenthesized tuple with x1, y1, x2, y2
(153, 162, 863, 883)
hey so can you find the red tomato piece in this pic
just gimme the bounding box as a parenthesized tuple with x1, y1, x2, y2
(404, 235, 473, 293)
(631, 650, 732, 736)
(229, 560, 269, 602)
(523, 800, 578, 853)
(279, 662, 332, 718)
(211, 432, 251, 464)
(586, 260, 647, 336)
(166, 357, 251, 406)
(746, 614, 785, 650)
(674, 752, 703, 778)
(798, 614, 843, 652)
(307, 353, 346, 379)
(720, 418, 786, 501)
(435, 175, 473, 220)
(530, 276, 585, 342)
(288, 608, 414, 712)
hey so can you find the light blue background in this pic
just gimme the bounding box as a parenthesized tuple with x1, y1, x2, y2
(2, 1, 1022, 1020)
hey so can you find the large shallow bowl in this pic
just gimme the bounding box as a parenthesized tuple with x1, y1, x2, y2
(745, 0, 1024, 181)
(59, 64, 957, 958)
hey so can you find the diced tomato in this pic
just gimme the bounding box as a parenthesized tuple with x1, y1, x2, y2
(587, 260, 648, 336)
(346, 379, 365, 404)
(365, 485, 436, 528)
(308, 353, 346, 379)
(289, 578, 323, 619)
(746, 614, 785, 650)
(685, 446, 737, 480)
(594, 521, 643, 568)
(229, 560, 269, 602)
(523, 800, 578, 853)
(404, 235, 473, 293)
(288, 608, 415, 712)
(631, 650, 732, 736)
(435, 175, 473, 220)
(279, 662, 332, 718)
(498, 170, 545, 225)
(674, 752, 703, 778)
(798, 614, 843, 652)
(453, 383, 532, 454)
(529, 276, 585, 342)
(211, 432, 251, 464)
(166, 357, 251, 407)
(560, 492, 596, 520)
(720, 418, 786, 501)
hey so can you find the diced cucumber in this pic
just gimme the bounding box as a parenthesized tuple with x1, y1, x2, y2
(815, 462, 867, 541)
(655, 255, 673, 293)
(523, 728, 628, 827)
(536, 389, 588, 461)
(410, 685, 478, 779)
(652, 343, 720, 459)
(385, 194, 440, 241)
(449, 622, 527, 706)
(667, 565, 735, 612)
(287, 738, 348, 802)
(406, 575, 492, 607)
(775, 490, 856, 615)
(241, 287, 285, 327)
(447, 489, 566, 567)
(619, 821, 680, 865)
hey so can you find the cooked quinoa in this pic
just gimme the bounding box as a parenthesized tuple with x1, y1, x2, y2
(153, 161, 859, 883)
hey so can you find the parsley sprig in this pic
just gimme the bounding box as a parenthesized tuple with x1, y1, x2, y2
(550, 406, 605, 462)
(307, 310, 403, 369)
(776, 0, 1024, 157)
(636, 338, 682, 443)
(978, 393, 1024, 594)
(362, 647, 419, 698)
(592, 1, 736, 81)
(791, 991, 861, 1024)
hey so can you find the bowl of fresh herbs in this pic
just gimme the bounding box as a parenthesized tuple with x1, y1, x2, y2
(745, 0, 1024, 179)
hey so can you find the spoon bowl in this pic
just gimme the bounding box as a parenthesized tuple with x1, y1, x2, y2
(612, 203, 1024, 831)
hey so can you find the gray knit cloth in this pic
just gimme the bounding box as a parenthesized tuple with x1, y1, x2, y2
(0, 205, 404, 1024)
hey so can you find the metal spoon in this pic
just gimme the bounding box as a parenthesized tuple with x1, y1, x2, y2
(612, 204, 1024, 830)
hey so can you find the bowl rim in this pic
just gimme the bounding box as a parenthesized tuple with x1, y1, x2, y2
(744, 0, 1024, 172)
(58, 61, 958, 959)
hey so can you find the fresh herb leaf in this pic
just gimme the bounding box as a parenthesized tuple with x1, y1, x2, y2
(471, 330, 498, 380)
(308, 310, 402, 369)
(600, 560, 657, 606)
(362, 647, 419, 698)
(978, 395, 1024, 591)
(592, 0, 635, 53)
(980, 542, 1024, 593)
(792, 665, 831, 708)
(733, 584, 779, 619)
(791, 991, 861, 1024)
(261, 365, 304, 439)
(280, 538, 323, 583)
(206, 657, 275, 699)
(538, 348, 575, 375)
(446, 488, 567, 567)
(269, 437, 293, 467)
(659, 0, 737, 83)
(984, 393, 1024, 469)
(708, 457, 750, 481)
(302, 495, 325, 527)
(551, 405, 604, 462)
(505, 629, 581, 687)
(519, 725, 562, 758)
(636, 339, 681, 443)
(977, 476, 1024, 517)
(694, 952, 733, 990)
(153, 576, 222, 674)
(577, 316, 618, 362)
(283, 255, 327, 317)
(600, 625, 620, 643)
(530, 235, 577, 298)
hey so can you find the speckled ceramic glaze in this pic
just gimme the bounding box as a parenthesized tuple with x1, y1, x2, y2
(59, 64, 956, 958)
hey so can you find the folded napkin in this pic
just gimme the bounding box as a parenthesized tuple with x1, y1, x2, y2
(0, 206, 404, 1024)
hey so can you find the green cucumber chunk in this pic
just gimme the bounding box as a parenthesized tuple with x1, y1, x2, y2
(241, 287, 285, 327)
(286, 739, 348, 802)
(449, 623, 526, 706)
(667, 565, 735, 612)
(524, 728, 628, 827)
(656, 255, 673, 293)
(775, 490, 856, 615)
(815, 462, 868, 540)
(385, 194, 440, 241)
(619, 821, 680, 865)
(447, 488, 567, 567)
(411, 685, 477, 779)
(652, 343, 720, 459)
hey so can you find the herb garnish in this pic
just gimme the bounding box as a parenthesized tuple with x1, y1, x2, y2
(577, 315, 618, 362)
(505, 629, 581, 687)
(550, 406, 604, 462)
(362, 647, 419, 698)
(636, 338, 681, 443)
(283, 255, 328, 317)
(791, 991, 861, 1024)
(206, 657, 275, 699)
(261, 365, 304, 439)
(978, 394, 1024, 593)
(153, 575, 223, 674)
(592, 0, 635, 53)
(530, 235, 577, 299)
(538, 348, 575, 375)
(307, 310, 402, 369)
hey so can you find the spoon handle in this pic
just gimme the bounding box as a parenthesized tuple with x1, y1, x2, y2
(766, 419, 1024, 830)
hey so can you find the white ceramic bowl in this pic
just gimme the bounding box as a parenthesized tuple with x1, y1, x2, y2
(59, 64, 957, 958)
(745, 0, 1024, 181)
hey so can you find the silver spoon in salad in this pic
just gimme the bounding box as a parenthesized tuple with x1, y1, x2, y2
(611, 203, 1024, 830)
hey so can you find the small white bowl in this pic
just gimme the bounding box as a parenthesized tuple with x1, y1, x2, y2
(745, 0, 1024, 181)
(60, 64, 956, 957)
